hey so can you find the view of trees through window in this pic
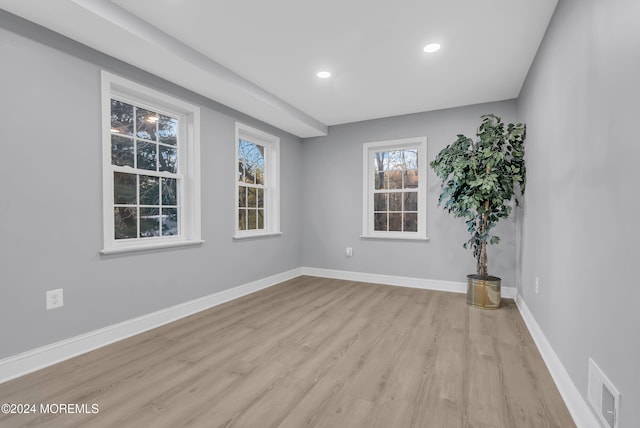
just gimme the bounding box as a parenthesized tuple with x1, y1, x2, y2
(110, 99, 179, 239)
(237, 139, 265, 231)
(373, 149, 419, 232)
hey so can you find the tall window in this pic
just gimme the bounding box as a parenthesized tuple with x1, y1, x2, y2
(362, 137, 428, 239)
(101, 72, 202, 254)
(235, 123, 280, 238)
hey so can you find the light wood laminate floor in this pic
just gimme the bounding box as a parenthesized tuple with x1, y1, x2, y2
(0, 276, 575, 427)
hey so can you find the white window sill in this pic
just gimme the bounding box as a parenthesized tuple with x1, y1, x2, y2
(360, 235, 429, 242)
(101, 240, 204, 255)
(233, 231, 283, 240)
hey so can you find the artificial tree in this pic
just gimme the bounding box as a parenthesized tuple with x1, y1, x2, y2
(430, 114, 526, 278)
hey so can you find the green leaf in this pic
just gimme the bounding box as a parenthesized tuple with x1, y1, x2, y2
(429, 114, 526, 275)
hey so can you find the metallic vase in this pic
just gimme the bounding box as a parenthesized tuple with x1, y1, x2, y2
(466, 274, 501, 309)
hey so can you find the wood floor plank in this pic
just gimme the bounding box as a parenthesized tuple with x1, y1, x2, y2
(276, 374, 346, 428)
(0, 276, 575, 428)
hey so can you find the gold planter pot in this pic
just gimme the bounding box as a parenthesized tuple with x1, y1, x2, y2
(466, 274, 501, 309)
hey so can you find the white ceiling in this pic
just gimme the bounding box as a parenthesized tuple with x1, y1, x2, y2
(0, 0, 558, 137)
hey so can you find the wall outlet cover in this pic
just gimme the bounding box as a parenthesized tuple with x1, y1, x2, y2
(46, 289, 64, 310)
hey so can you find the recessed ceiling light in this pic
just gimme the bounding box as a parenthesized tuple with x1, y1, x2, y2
(317, 71, 331, 79)
(423, 43, 441, 53)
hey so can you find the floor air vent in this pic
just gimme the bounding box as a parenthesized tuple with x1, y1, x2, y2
(588, 358, 620, 428)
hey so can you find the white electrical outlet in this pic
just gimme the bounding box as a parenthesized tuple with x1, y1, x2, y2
(345, 247, 353, 257)
(46, 289, 64, 310)
(535, 277, 539, 294)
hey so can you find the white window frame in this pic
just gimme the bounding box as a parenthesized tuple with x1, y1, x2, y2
(362, 137, 428, 240)
(100, 71, 202, 254)
(234, 123, 281, 239)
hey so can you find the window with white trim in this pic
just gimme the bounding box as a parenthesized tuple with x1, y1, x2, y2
(101, 72, 202, 254)
(234, 123, 280, 238)
(362, 137, 428, 240)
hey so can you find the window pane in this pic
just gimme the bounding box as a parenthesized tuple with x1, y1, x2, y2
(257, 188, 264, 209)
(388, 151, 404, 171)
(114, 172, 136, 204)
(404, 192, 418, 211)
(374, 152, 387, 174)
(139, 175, 159, 205)
(404, 150, 418, 170)
(247, 187, 256, 208)
(389, 213, 402, 231)
(111, 135, 134, 167)
(374, 171, 386, 190)
(386, 171, 402, 189)
(404, 213, 418, 232)
(374, 213, 387, 231)
(255, 153, 265, 186)
(137, 142, 157, 171)
(374, 193, 387, 211)
(111, 100, 134, 136)
(404, 169, 418, 188)
(136, 107, 157, 141)
(257, 209, 264, 229)
(159, 145, 177, 173)
(244, 167, 254, 184)
(247, 209, 257, 230)
(162, 178, 177, 206)
(114, 207, 137, 239)
(162, 208, 178, 236)
(158, 115, 177, 145)
(239, 209, 247, 231)
(238, 139, 264, 185)
(238, 186, 247, 208)
(238, 140, 251, 183)
(140, 207, 160, 237)
(389, 193, 402, 211)
(374, 152, 388, 190)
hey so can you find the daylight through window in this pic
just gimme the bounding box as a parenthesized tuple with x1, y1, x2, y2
(235, 123, 280, 238)
(237, 139, 265, 231)
(373, 149, 419, 232)
(101, 72, 201, 254)
(111, 99, 180, 239)
(362, 137, 428, 240)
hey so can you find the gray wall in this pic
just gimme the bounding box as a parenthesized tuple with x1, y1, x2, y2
(518, 0, 640, 425)
(0, 13, 303, 359)
(4, 5, 638, 426)
(302, 101, 520, 286)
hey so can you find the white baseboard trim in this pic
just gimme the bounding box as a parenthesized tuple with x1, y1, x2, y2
(0, 267, 303, 385)
(0, 265, 525, 387)
(300, 266, 517, 299)
(0, 265, 591, 427)
(515, 293, 600, 428)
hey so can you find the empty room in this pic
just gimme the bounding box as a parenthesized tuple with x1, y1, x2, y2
(0, 0, 637, 427)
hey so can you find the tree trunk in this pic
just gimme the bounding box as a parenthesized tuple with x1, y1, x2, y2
(479, 234, 488, 276)
(478, 200, 490, 276)
(478, 165, 491, 277)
